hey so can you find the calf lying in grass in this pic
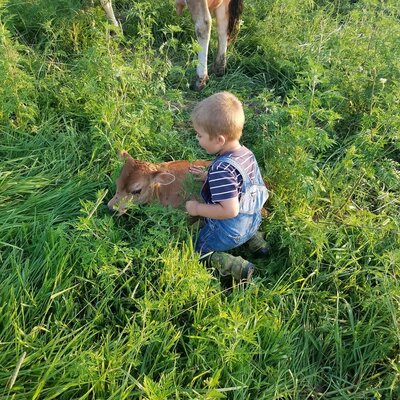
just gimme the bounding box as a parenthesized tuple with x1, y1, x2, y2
(108, 151, 210, 215)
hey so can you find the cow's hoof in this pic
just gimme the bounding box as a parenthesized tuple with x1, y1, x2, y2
(190, 75, 209, 91)
(212, 63, 226, 77)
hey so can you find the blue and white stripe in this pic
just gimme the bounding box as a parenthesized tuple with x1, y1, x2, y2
(202, 146, 257, 204)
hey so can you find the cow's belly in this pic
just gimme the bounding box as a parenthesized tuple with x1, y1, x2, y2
(207, 0, 225, 12)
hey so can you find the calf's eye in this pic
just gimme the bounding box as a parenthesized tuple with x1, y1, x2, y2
(131, 189, 142, 195)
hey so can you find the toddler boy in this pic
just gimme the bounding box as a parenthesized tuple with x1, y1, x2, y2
(186, 91, 269, 286)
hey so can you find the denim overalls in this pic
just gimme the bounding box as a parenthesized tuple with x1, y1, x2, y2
(195, 154, 269, 255)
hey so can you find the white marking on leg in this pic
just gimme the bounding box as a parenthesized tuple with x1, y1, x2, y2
(100, 0, 119, 27)
(195, 16, 212, 80)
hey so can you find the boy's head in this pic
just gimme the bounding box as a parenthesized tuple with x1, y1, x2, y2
(191, 91, 245, 142)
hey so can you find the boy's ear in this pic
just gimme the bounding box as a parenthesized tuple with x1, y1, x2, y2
(217, 135, 226, 145)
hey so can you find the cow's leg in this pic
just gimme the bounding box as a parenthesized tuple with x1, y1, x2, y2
(187, 0, 211, 90)
(100, 0, 120, 28)
(213, 1, 229, 76)
(175, 0, 186, 16)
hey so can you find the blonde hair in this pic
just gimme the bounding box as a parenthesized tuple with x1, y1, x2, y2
(191, 92, 245, 141)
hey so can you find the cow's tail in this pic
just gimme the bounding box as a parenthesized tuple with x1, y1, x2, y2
(228, 0, 244, 43)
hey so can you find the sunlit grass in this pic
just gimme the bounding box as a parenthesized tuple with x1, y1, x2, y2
(0, 0, 399, 398)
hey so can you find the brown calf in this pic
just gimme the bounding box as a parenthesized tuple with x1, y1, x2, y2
(100, 0, 244, 90)
(108, 151, 210, 215)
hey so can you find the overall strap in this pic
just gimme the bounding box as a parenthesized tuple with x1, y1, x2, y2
(215, 154, 253, 185)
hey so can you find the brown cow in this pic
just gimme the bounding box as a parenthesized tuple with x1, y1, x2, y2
(100, 0, 243, 90)
(108, 151, 210, 215)
(176, 0, 244, 90)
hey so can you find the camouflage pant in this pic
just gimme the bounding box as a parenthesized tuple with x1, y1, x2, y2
(198, 231, 268, 282)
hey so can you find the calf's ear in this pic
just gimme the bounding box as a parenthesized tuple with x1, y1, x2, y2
(152, 171, 176, 185)
(119, 150, 131, 160)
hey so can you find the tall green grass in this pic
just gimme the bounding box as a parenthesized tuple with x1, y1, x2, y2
(0, 0, 399, 398)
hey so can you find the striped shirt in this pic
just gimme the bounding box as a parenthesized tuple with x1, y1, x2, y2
(201, 146, 257, 204)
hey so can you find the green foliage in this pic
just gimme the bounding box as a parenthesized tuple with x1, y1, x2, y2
(0, 0, 399, 399)
(0, 18, 38, 129)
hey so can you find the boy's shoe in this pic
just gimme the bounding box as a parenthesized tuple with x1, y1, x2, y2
(210, 252, 254, 287)
(239, 262, 254, 288)
(246, 231, 271, 258)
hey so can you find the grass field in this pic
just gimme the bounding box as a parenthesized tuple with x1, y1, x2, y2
(0, 0, 399, 398)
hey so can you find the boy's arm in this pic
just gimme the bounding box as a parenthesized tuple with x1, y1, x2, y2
(186, 198, 239, 220)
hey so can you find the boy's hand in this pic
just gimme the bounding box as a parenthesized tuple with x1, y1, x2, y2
(186, 200, 200, 216)
(189, 166, 207, 181)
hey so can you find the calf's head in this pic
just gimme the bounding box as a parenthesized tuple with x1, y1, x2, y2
(108, 151, 175, 215)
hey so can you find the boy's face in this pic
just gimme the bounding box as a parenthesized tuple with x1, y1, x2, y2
(194, 124, 224, 155)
